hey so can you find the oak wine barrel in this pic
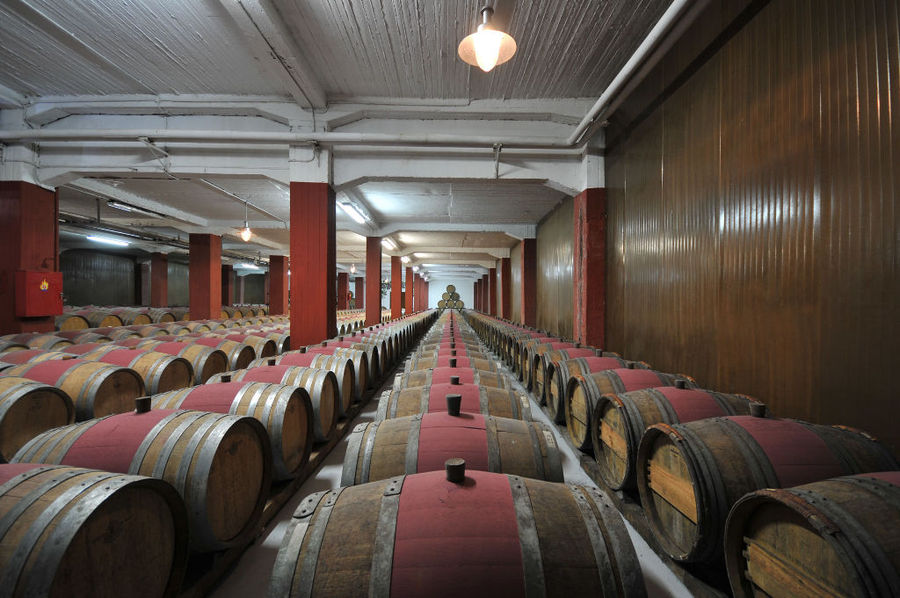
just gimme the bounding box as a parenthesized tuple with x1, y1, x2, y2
(636, 415, 898, 564)
(303, 347, 370, 394)
(13, 408, 272, 552)
(0, 463, 189, 598)
(546, 355, 630, 421)
(71, 344, 194, 395)
(393, 367, 509, 390)
(724, 471, 900, 598)
(270, 469, 646, 598)
(566, 368, 694, 451)
(342, 412, 562, 485)
(184, 335, 257, 370)
(591, 386, 766, 490)
(376, 382, 531, 421)
(54, 313, 90, 331)
(127, 340, 228, 383)
(536, 347, 598, 403)
(404, 353, 499, 373)
(0, 377, 73, 460)
(263, 353, 357, 410)
(151, 381, 313, 480)
(0, 359, 144, 421)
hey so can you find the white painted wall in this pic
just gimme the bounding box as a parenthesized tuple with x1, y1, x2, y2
(428, 278, 475, 310)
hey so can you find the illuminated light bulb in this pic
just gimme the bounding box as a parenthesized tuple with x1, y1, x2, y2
(240, 222, 252, 242)
(457, 7, 517, 73)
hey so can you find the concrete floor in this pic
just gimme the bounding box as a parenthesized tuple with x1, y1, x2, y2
(210, 334, 694, 598)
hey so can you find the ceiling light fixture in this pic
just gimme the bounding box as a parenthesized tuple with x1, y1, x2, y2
(240, 201, 252, 242)
(350, 263, 357, 274)
(412, 265, 419, 273)
(338, 201, 368, 225)
(401, 255, 410, 264)
(382, 237, 397, 251)
(457, 6, 517, 73)
(106, 200, 159, 218)
(238, 263, 259, 269)
(86, 235, 129, 247)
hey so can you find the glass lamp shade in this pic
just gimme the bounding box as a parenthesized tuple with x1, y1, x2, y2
(458, 24, 516, 72)
(240, 224, 252, 242)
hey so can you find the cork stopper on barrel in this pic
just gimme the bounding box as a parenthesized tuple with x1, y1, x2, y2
(445, 458, 466, 483)
(135, 396, 152, 414)
(750, 403, 767, 418)
(450, 376, 461, 386)
(298, 346, 307, 353)
(446, 394, 462, 416)
(675, 379, 687, 389)
(221, 374, 232, 383)
(449, 357, 457, 368)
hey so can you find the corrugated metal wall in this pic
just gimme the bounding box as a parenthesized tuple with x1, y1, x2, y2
(242, 274, 266, 304)
(510, 241, 522, 323)
(61, 249, 135, 306)
(606, 0, 899, 451)
(167, 262, 189, 306)
(536, 198, 574, 338)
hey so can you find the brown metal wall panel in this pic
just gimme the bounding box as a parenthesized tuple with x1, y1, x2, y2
(606, 0, 900, 452)
(510, 241, 522, 323)
(536, 197, 574, 339)
(61, 249, 135, 306)
(167, 262, 189, 307)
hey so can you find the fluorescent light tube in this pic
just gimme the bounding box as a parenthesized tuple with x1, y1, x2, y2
(86, 235, 129, 247)
(338, 202, 368, 225)
(382, 237, 397, 250)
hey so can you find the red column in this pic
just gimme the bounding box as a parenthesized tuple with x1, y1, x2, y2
(521, 238, 537, 327)
(0, 182, 59, 334)
(390, 256, 402, 319)
(489, 266, 498, 316)
(573, 188, 607, 347)
(500, 257, 511, 319)
(365, 237, 381, 326)
(405, 267, 413, 315)
(481, 275, 489, 313)
(189, 234, 222, 320)
(473, 281, 479, 311)
(355, 277, 365, 310)
(291, 182, 336, 346)
(424, 281, 429, 309)
(151, 252, 168, 308)
(269, 255, 289, 315)
(337, 272, 349, 310)
(220, 264, 234, 307)
(474, 279, 481, 311)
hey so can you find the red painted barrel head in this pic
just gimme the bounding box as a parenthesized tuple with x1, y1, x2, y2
(174, 382, 249, 411)
(278, 353, 316, 367)
(654, 387, 725, 422)
(612, 368, 666, 391)
(417, 413, 488, 473)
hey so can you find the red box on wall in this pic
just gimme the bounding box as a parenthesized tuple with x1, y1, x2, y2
(15, 270, 63, 317)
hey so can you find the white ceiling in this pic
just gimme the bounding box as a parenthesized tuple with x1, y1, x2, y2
(1, 0, 677, 277)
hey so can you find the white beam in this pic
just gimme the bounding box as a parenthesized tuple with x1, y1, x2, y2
(66, 179, 209, 227)
(0, 83, 25, 108)
(377, 222, 537, 239)
(218, 0, 326, 109)
(405, 247, 511, 258)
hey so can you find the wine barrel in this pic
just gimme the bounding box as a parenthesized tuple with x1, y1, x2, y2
(0, 377, 73, 460)
(147, 307, 176, 323)
(0, 341, 28, 354)
(342, 412, 563, 485)
(13, 408, 272, 552)
(62, 331, 113, 344)
(111, 308, 151, 325)
(76, 345, 194, 395)
(376, 382, 531, 421)
(724, 471, 900, 598)
(546, 355, 630, 421)
(393, 367, 509, 390)
(133, 340, 228, 383)
(566, 368, 693, 451)
(404, 354, 498, 373)
(0, 464, 188, 598)
(270, 469, 646, 598)
(318, 340, 381, 382)
(1, 333, 73, 351)
(76, 310, 123, 328)
(185, 336, 256, 370)
(55, 313, 90, 331)
(514, 336, 560, 376)
(0, 348, 73, 364)
(265, 353, 357, 410)
(209, 366, 338, 443)
(536, 347, 597, 403)
(127, 324, 170, 337)
(304, 347, 370, 394)
(0, 359, 144, 421)
(105, 328, 142, 341)
(521, 341, 576, 391)
(636, 415, 898, 564)
(591, 386, 766, 490)
(151, 381, 313, 481)
(222, 333, 277, 358)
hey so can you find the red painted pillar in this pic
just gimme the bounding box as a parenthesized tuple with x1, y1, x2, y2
(355, 277, 365, 310)
(500, 257, 511, 319)
(473, 281, 479, 311)
(0, 182, 59, 334)
(221, 264, 234, 307)
(189, 234, 222, 320)
(337, 272, 349, 310)
(290, 182, 336, 346)
(269, 255, 289, 315)
(150, 252, 168, 308)
(573, 188, 607, 347)
(365, 237, 381, 326)
(475, 279, 481, 311)
(405, 267, 414, 315)
(480, 275, 489, 313)
(390, 256, 402, 318)
(424, 281, 429, 309)
(489, 266, 498, 316)
(521, 238, 537, 327)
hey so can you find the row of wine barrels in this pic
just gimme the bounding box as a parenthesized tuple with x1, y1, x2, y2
(0, 463, 189, 598)
(209, 365, 339, 443)
(61, 343, 194, 394)
(591, 386, 766, 490)
(636, 414, 898, 564)
(117, 339, 228, 383)
(13, 408, 272, 552)
(0, 348, 71, 365)
(0, 341, 28, 353)
(545, 355, 631, 422)
(151, 381, 313, 481)
(343, 412, 562, 485)
(300, 346, 370, 394)
(259, 352, 357, 406)
(270, 469, 646, 597)
(393, 366, 509, 389)
(0, 333, 73, 351)
(0, 358, 144, 421)
(377, 381, 531, 421)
